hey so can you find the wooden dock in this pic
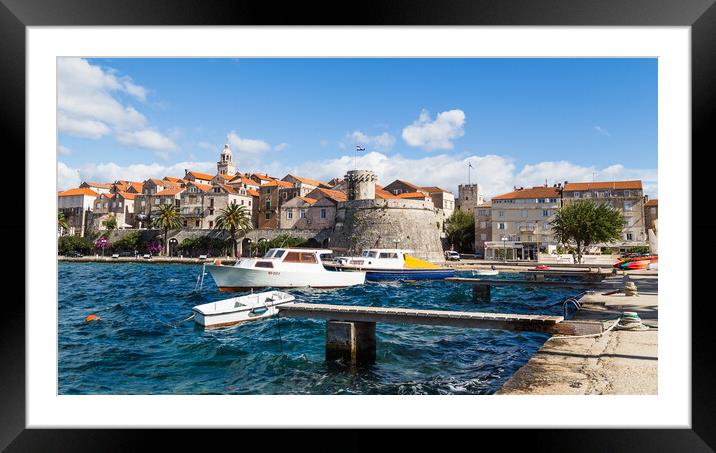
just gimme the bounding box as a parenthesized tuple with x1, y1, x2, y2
(446, 277, 597, 288)
(277, 303, 603, 365)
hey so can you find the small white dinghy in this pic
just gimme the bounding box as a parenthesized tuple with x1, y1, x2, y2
(473, 269, 499, 276)
(192, 290, 295, 328)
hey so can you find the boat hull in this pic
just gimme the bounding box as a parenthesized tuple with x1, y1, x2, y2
(192, 291, 295, 327)
(364, 268, 455, 281)
(205, 264, 365, 291)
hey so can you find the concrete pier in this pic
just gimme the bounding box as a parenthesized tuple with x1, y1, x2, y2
(326, 321, 376, 365)
(498, 271, 658, 395)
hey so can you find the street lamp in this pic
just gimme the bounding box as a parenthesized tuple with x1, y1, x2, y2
(502, 237, 508, 263)
(393, 238, 400, 249)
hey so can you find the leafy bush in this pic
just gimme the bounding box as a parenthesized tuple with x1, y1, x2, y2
(58, 235, 95, 255)
(177, 236, 230, 257)
(109, 231, 145, 254)
(626, 246, 650, 254)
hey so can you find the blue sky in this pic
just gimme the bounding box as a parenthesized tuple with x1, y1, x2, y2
(58, 58, 657, 196)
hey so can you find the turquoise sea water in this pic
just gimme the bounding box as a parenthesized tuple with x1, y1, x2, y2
(58, 263, 579, 395)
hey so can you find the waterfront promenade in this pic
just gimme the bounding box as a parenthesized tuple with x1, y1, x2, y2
(498, 271, 658, 394)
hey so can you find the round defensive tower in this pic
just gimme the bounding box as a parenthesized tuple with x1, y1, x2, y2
(331, 169, 444, 262)
(345, 169, 377, 201)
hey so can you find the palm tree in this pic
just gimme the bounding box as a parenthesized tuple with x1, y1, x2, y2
(214, 202, 253, 257)
(58, 210, 69, 236)
(102, 214, 118, 232)
(151, 203, 182, 256)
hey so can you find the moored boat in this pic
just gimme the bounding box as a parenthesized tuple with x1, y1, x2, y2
(192, 290, 295, 327)
(329, 249, 455, 281)
(205, 248, 366, 292)
(473, 269, 499, 276)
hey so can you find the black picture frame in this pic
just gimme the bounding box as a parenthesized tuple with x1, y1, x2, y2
(2, 0, 712, 450)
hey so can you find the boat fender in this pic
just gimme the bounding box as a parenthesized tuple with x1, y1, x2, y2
(214, 259, 222, 266)
(85, 314, 100, 322)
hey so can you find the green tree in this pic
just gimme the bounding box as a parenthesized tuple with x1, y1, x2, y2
(214, 202, 253, 257)
(550, 200, 624, 263)
(102, 214, 118, 232)
(445, 208, 475, 253)
(151, 203, 182, 256)
(250, 234, 308, 257)
(58, 210, 69, 236)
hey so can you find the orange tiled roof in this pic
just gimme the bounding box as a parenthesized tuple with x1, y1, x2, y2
(297, 197, 318, 205)
(387, 179, 420, 190)
(229, 175, 260, 187)
(313, 187, 347, 202)
(247, 189, 260, 197)
(82, 181, 113, 189)
(286, 174, 329, 188)
(644, 199, 658, 207)
(215, 173, 234, 181)
(191, 182, 213, 192)
(264, 179, 294, 188)
(100, 193, 115, 199)
(420, 186, 450, 193)
(187, 171, 214, 181)
(163, 176, 183, 183)
(563, 181, 642, 191)
(128, 182, 144, 192)
(251, 172, 274, 181)
(117, 191, 138, 200)
(58, 188, 98, 197)
(397, 192, 429, 199)
(375, 185, 398, 200)
(155, 187, 185, 196)
(493, 186, 562, 200)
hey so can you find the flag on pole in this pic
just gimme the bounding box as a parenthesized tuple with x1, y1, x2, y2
(356, 145, 366, 151)
(468, 162, 473, 168)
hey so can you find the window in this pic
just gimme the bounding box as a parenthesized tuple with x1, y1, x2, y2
(141, 200, 145, 206)
(265, 200, 270, 210)
(240, 200, 244, 205)
(283, 252, 317, 263)
(498, 222, 505, 230)
(254, 261, 274, 268)
(103, 202, 108, 208)
(209, 209, 214, 215)
(287, 210, 293, 219)
(480, 221, 486, 229)
(521, 210, 528, 218)
(300, 209, 306, 219)
(624, 201, 634, 211)
(209, 198, 214, 207)
(195, 220, 200, 227)
(265, 212, 270, 220)
(183, 220, 187, 227)
(498, 210, 504, 217)
(542, 209, 549, 217)
(96, 203, 100, 208)
(195, 207, 201, 214)
(527, 235, 533, 242)
(626, 233, 633, 241)
(480, 233, 487, 241)
(189, 195, 197, 203)
(248, 200, 251, 206)
(320, 208, 327, 219)
(282, 192, 287, 200)
(182, 208, 189, 214)
(209, 221, 213, 228)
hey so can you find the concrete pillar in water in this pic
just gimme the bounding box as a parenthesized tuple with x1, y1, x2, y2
(472, 285, 491, 302)
(326, 321, 376, 365)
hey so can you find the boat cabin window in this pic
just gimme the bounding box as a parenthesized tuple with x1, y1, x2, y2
(254, 261, 274, 268)
(273, 250, 285, 258)
(283, 251, 318, 264)
(319, 253, 334, 261)
(264, 249, 277, 258)
(379, 252, 399, 259)
(361, 251, 378, 258)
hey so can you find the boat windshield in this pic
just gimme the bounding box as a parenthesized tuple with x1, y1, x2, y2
(361, 251, 378, 258)
(264, 249, 286, 258)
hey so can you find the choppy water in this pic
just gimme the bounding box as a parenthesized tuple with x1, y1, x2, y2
(58, 263, 580, 395)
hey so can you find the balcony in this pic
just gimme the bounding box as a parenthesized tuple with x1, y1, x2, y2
(519, 225, 537, 233)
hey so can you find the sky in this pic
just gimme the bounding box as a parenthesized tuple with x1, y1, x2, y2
(57, 58, 658, 197)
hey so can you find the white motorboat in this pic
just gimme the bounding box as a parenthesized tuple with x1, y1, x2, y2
(327, 249, 456, 281)
(473, 269, 499, 276)
(205, 248, 366, 292)
(192, 290, 295, 327)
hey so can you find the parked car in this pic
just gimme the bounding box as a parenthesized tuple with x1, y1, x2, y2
(445, 251, 461, 261)
(66, 250, 83, 257)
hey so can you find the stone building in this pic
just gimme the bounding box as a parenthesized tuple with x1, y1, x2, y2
(562, 180, 647, 248)
(330, 170, 444, 262)
(216, 143, 237, 176)
(474, 201, 492, 256)
(178, 182, 253, 229)
(644, 198, 658, 234)
(257, 179, 293, 228)
(420, 186, 455, 237)
(279, 196, 318, 229)
(455, 183, 484, 212)
(91, 191, 138, 230)
(79, 181, 112, 195)
(485, 186, 561, 261)
(58, 187, 98, 237)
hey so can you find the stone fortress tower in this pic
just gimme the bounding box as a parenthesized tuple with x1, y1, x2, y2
(330, 169, 445, 262)
(217, 142, 237, 176)
(456, 183, 484, 212)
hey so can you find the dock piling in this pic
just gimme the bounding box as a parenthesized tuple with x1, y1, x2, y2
(472, 285, 491, 302)
(326, 320, 376, 365)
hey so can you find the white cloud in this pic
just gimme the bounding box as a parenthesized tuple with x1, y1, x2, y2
(60, 160, 217, 186)
(227, 131, 271, 154)
(115, 129, 177, 151)
(402, 109, 466, 150)
(57, 58, 175, 151)
(58, 145, 72, 156)
(348, 131, 396, 150)
(594, 126, 610, 136)
(274, 143, 289, 152)
(57, 161, 82, 190)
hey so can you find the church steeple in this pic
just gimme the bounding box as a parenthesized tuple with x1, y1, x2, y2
(217, 141, 236, 175)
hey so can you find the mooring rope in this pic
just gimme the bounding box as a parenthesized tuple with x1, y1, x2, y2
(155, 313, 195, 329)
